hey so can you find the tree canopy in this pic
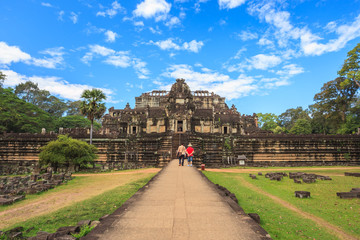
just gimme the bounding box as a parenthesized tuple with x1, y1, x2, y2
(39, 135, 98, 172)
(0, 88, 55, 133)
(55, 115, 101, 131)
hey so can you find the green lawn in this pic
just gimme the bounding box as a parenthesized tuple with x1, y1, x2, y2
(204, 169, 360, 240)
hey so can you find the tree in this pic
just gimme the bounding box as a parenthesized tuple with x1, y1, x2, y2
(0, 71, 5, 89)
(0, 88, 55, 133)
(278, 107, 310, 131)
(289, 118, 312, 135)
(66, 100, 82, 116)
(55, 115, 101, 131)
(338, 42, 360, 88)
(15, 81, 67, 117)
(311, 77, 358, 133)
(80, 89, 106, 144)
(39, 135, 98, 172)
(256, 113, 279, 132)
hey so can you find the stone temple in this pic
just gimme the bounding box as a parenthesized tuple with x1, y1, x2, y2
(102, 78, 259, 136)
(1, 79, 360, 175)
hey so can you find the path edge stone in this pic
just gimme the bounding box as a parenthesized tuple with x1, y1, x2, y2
(197, 169, 272, 240)
(82, 167, 165, 240)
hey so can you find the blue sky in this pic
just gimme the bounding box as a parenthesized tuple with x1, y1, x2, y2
(1, 0, 360, 115)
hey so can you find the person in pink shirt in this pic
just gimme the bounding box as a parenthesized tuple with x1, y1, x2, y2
(186, 143, 194, 166)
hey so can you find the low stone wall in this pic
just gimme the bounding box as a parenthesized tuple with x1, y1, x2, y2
(192, 133, 360, 167)
(1, 132, 360, 174)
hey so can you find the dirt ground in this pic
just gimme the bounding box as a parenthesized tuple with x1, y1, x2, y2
(0, 168, 160, 229)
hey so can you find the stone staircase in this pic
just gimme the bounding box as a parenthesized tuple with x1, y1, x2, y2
(157, 134, 173, 167)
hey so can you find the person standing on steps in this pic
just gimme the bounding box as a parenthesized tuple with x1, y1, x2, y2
(186, 143, 194, 166)
(177, 143, 186, 166)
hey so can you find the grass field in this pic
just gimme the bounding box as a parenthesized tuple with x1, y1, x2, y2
(203, 168, 360, 240)
(0, 169, 158, 237)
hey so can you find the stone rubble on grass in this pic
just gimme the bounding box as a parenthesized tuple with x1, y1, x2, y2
(0, 172, 72, 206)
(295, 191, 311, 198)
(344, 172, 360, 177)
(337, 188, 360, 199)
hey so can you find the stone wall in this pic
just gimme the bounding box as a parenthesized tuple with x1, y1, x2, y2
(0, 132, 163, 175)
(1, 132, 360, 175)
(191, 134, 360, 167)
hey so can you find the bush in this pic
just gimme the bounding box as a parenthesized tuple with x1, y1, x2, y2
(39, 135, 98, 172)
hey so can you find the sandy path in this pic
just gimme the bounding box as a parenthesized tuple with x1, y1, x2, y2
(0, 168, 160, 229)
(235, 175, 358, 240)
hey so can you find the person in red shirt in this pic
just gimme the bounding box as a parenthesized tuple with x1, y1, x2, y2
(186, 143, 194, 166)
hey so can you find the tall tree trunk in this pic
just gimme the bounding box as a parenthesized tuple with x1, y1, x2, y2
(90, 119, 93, 145)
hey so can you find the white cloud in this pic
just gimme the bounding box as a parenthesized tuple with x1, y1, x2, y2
(238, 30, 258, 41)
(0, 42, 31, 66)
(58, 11, 64, 21)
(105, 30, 118, 42)
(149, 38, 204, 53)
(248, 2, 360, 56)
(301, 15, 360, 56)
(132, 58, 150, 79)
(104, 53, 131, 68)
(165, 16, 181, 28)
(160, 64, 257, 99)
(257, 37, 274, 47)
(149, 26, 162, 34)
(219, 0, 246, 10)
(248, 54, 282, 70)
(0, 42, 65, 69)
(97, 1, 125, 18)
(1, 69, 115, 101)
(41, 2, 53, 7)
(134, 21, 145, 27)
(70, 12, 78, 24)
(276, 64, 304, 76)
(89, 44, 115, 56)
(182, 40, 204, 53)
(81, 45, 150, 79)
(133, 0, 171, 21)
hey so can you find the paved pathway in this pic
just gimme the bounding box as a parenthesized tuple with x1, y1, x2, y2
(85, 160, 269, 240)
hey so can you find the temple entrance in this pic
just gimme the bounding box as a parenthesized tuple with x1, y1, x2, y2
(177, 120, 183, 132)
(224, 126, 228, 134)
(171, 133, 188, 159)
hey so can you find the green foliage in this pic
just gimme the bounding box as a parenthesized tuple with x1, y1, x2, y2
(66, 100, 82, 116)
(224, 137, 232, 151)
(336, 114, 360, 134)
(14, 81, 67, 118)
(39, 135, 98, 171)
(0, 88, 55, 133)
(278, 107, 310, 131)
(273, 126, 286, 134)
(289, 118, 312, 134)
(256, 113, 279, 132)
(72, 225, 94, 239)
(338, 42, 360, 87)
(54, 115, 101, 131)
(310, 77, 358, 133)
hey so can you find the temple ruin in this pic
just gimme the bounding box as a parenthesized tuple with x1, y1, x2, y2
(1, 78, 360, 174)
(102, 78, 258, 136)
